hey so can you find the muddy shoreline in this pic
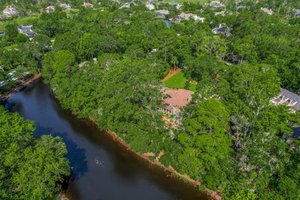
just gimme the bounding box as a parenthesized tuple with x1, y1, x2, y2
(84, 119, 222, 200)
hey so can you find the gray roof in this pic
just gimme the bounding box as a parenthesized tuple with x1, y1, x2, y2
(280, 88, 300, 110)
(212, 25, 229, 34)
(156, 10, 170, 15)
(19, 25, 32, 30)
(292, 126, 300, 139)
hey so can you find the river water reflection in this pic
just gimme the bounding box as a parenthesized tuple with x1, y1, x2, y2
(7, 80, 208, 200)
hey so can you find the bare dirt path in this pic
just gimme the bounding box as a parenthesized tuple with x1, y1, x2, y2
(161, 68, 181, 81)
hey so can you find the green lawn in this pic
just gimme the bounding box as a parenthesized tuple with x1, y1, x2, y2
(163, 71, 197, 92)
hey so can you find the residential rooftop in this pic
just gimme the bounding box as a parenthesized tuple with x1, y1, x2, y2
(261, 7, 274, 15)
(212, 24, 230, 35)
(271, 88, 300, 111)
(163, 88, 193, 109)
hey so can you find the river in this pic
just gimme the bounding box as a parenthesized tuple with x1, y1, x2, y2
(7, 80, 208, 200)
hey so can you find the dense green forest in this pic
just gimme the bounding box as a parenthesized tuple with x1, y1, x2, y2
(1, 0, 300, 199)
(0, 107, 70, 199)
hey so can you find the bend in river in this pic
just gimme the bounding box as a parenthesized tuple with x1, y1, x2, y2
(7, 80, 208, 200)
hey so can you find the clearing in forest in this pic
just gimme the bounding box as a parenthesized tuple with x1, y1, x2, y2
(162, 71, 197, 92)
(161, 68, 182, 82)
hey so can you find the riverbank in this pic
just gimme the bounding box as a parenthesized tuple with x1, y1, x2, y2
(85, 119, 222, 200)
(5, 77, 221, 199)
(0, 73, 41, 103)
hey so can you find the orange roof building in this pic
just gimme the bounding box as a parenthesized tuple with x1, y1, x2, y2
(163, 88, 193, 113)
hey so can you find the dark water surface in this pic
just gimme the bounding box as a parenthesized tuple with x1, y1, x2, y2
(8, 80, 208, 200)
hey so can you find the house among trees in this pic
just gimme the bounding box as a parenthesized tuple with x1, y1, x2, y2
(162, 88, 193, 114)
(60, 3, 72, 10)
(162, 88, 193, 129)
(291, 126, 300, 139)
(215, 10, 226, 16)
(0, 81, 6, 88)
(18, 25, 36, 38)
(271, 88, 300, 112)
(177, 12, 205, 22)
(261, 7, 274, 15)
(45, 5, 56, 13)
(0, 31, 5, 37)
(205, 1, 225, 8)
(18, 25, 32, 33)
(169, 2, 182, 10)
(146, 2, 155, 10)
(295, 9, 300, 17)
(120, 2, 135, 9)
(212, 24, 230, 35)
(156, 10, 170, 18)
(2, 6, 17, 17)
(83, 2, 94, 8)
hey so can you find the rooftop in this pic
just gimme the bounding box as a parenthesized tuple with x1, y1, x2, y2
(261, 7, 274, 15)
(271, 88, 300, 111)
(60, 3, 71, 10)
(291, 126, 300, 139)
(83, 2, 93, 7)
(45, 5, 55, 13)
(156, 10, 170, 15)
(280, 88, 300, 110)
(295, 9, 300, 17)
(3, 6, 17, 16)
(205, 1, 225, 8)
(212, 24, 229, 34)
(163, 88, 193, 109)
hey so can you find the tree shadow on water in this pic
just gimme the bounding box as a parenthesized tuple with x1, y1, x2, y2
(33, 124, 88, 181)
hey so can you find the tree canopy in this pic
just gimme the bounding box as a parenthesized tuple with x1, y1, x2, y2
(0, 107, 70, 200)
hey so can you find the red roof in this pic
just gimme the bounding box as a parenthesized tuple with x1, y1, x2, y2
(163, 88, 193, 108)
(83, 2, 93, 7)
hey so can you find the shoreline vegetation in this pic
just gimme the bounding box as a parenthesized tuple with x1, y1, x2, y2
(6, 78, 220, 199)
(0, 73, 41, 103)
(1, 0, 300, 199)
(85, 119, 222, 200)
(0, 48, 222, 200)
(0, 98, 70, 200)
(2, 76, 222, 200)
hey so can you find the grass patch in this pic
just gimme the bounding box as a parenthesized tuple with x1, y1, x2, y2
(164, 71, 186, 88)
(163, 71, 197, 92)
(188, 83, 197, 92)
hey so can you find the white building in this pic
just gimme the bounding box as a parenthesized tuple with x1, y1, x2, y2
(83, 2, 94, 8)
(261, 7, 274, 15)
(2, 6, 17, 17)
(178, 12, 205, 23)
(205, 1, 225, 8)
(156, 10, 170, 18)
(146, 3, 155, 10)
(212, 24, 230, 35)
(60, 3, 72, 10)
(271, 88, 300, 112)
(45, 5, 55, 13)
